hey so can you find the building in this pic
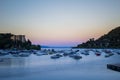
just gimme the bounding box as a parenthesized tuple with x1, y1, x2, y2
(11, 35, 26, 43)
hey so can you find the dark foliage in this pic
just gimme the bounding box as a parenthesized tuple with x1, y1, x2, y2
(0, 33, 13, 49)
(0, 33, 41, 50)
(74, 26, 120, 48)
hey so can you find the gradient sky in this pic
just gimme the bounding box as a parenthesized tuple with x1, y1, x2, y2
(0, 0, 120, 47)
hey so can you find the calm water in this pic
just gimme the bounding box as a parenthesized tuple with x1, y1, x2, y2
(0, 48, 120, 80)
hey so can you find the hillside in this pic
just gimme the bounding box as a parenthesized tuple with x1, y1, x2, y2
(74, 26, 120, 48)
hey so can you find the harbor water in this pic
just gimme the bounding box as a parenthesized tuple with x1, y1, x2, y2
(0, 48, 120, 80)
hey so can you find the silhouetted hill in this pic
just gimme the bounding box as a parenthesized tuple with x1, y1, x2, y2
(74, 26, 120, 48)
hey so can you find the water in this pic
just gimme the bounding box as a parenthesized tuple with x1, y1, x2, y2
(0, 48, 120, 80)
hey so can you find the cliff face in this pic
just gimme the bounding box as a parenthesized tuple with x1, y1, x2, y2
(75, 26, 120, 48)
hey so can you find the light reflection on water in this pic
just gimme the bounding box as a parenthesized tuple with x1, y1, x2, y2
(0, 49, 120, 80)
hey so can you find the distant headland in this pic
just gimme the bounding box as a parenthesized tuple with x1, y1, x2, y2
(73, 26, 120, 49)
(0, 33, 41, 50)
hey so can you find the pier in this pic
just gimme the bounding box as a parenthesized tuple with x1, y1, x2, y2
(107, 64, 120, 72)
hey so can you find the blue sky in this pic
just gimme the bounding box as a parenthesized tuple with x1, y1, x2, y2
(0, 0, 120, 47)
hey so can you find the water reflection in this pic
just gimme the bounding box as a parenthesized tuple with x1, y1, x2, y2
(0, 58, 31, 79)
(0, 58, 26, 67)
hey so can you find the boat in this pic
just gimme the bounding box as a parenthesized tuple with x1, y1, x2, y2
(55, 54, 63, 57)
(115, 51, 120, 55)
(69, 54, 82, 60)
(10, 51, 20, 57)
(81, 51, 89, 56)
(95, 53, 101, 56)
(0, 50, 9, 56)
(63, 53, 69, 56)
(75, 50, 79, 52)
(51, 55, 60, 59)
(34, 51, 48, 56)
(19, 51, 31, 57)
(63, 50, 73, 56)
(105, 53, 114, 58)
(104, 50, 112, 54)
(73, 55, 82, 60)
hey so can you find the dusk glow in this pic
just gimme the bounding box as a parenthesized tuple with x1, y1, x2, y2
(1, 0, 120, 47)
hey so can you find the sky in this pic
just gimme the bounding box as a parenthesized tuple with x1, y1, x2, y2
(0, 0, 120, 47)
